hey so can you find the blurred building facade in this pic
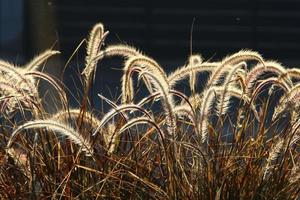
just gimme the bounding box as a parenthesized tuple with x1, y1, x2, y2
(1, 0, 300, 98)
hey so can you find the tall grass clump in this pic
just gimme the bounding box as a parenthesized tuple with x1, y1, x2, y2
(0, 22, 299, 199)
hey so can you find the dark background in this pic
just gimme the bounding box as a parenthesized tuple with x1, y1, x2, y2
(1, 0, 300, 102)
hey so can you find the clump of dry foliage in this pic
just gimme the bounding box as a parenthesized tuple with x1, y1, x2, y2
(0, 22, 299, 199)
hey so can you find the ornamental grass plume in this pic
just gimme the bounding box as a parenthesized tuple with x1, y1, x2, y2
(6, 119, 93, 156)
(0, 22, 299, 199)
